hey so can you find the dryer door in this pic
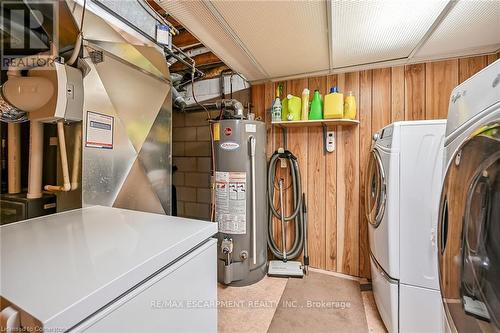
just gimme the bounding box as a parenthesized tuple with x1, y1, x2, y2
(365, 148, 387, 228)
(439, 122, 500, 332)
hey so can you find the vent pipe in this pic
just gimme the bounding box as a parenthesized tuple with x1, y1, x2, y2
(27, 121, 44, 199)
(7, 123, 21, 194)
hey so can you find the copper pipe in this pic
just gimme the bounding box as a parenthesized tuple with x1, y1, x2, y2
(27, 121, 44, 199)
(7, 123, 21, 194)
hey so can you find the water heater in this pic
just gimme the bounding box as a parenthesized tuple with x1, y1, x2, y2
(213, 119, 267, 286)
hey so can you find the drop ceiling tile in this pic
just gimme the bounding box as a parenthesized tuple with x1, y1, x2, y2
(414, 0, 500, 60)
(211, 0, 330, 78)
(330, 0, 448, 68)
(157, 0, 266, 81)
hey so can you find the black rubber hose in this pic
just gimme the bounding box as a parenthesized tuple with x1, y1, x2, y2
(267, 150, 304, 260)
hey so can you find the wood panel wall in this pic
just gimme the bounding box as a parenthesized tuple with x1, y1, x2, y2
(251, 53, 499, 278)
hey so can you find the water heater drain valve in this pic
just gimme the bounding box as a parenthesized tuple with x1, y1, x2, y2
(221, 238, 233, 264)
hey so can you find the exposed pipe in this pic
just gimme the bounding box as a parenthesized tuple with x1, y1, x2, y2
(71, 122, 82, 191)
(27, 121, 44, 199)
(44, 120, 71, 192)
(172, 86, 187, 111)
(67, 33, 83, 66)
(67, 0, 86, 66)
(220, 99, 243, 118)
(168, 44, 204, 78)
(181, 99, 244, 117)
(7, 123, 21, 194)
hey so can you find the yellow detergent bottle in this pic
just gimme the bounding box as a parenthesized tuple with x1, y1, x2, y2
(344, 91, 357, 120)
(281, 98, 288, 121)
(324, 87, 344, 119)
(286, 94, 301, 121)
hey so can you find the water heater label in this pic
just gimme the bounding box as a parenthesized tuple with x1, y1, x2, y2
(245, 124, 256, 133)
(220, 142, 239, 151)
(215, 171, 247, 234)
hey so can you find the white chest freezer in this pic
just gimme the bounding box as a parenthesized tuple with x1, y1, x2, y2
(0, 206, 218, 332)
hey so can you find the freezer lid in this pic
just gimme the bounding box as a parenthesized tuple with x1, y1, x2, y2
(0, 206, 217, 331)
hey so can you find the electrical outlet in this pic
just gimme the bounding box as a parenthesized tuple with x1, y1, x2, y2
(280, 158, 287, 168)
(326, 131, 335, 152)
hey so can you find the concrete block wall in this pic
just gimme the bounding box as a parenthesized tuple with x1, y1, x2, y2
(172, 110, 219, 220)
(172, 80, 251, 220)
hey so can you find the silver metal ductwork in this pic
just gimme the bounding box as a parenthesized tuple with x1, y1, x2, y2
(72, 0, 172, 214)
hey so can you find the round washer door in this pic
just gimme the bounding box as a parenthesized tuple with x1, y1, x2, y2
(439, 122, 500, 332)
(365, 148, 387, 228)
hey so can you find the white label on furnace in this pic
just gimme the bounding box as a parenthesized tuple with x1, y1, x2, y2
(215, 171, 247, 234)
(86, 111, 114, 149)
(245, 124, 256, 133)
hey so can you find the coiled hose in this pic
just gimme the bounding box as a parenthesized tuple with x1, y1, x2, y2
(267, 150, 305, 260)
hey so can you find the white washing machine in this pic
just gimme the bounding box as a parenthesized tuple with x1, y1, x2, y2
(439, 59, 500, 332)
(366, 120, 446, 333)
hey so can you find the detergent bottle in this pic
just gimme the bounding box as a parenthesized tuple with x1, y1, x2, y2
(324, 87, 344, 119)
(309, 90, 322, 120)
(344, 91, 357, 120)
(271, 86, 282, 122)
(301, 88, 310, 120)
(281, 97, 288, 121)
(286, 94, 301, 121)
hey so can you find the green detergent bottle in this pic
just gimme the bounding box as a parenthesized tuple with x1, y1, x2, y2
(309, 89, 323, 120)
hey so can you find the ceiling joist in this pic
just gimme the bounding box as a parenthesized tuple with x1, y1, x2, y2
(170, 52, 221, 71)
(173, 31, 200, 48)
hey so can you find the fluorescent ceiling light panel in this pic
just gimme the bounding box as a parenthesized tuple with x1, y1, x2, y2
(211, 0, 330, 79)
(414, 0, 500, 59)
(330, 0, 448, 68)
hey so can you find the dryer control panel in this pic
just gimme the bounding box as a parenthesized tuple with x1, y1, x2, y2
(374, 124, 394, 149)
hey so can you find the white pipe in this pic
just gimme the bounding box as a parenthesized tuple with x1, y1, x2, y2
(2, 76, 54, 112)
(27, 121, 44, 199)
(67, 33, 82, 66)
(7, 123, 21, 194)
(249, 135, 257, 265)
(71, 122, 82, 190)
(44, 120, 71, 192)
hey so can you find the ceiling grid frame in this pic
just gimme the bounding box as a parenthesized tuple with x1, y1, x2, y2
(407, 0, 458, 60)
(157, 0, 500, 83)
(201, 0, 270, 79)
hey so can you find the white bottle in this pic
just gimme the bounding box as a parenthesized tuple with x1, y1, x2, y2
(271, 97, 282, 122)
(301, 88, 310, 120)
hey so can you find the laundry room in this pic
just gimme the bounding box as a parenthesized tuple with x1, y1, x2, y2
(1, 1, 499, 333)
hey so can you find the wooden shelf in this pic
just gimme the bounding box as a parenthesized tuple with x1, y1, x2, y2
(271, 119, 359, 128)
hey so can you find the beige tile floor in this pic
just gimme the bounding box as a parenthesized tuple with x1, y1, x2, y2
(218, 271, 387, 333)
(218, 276, 287, 333)
(362, 290, 388, 333)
